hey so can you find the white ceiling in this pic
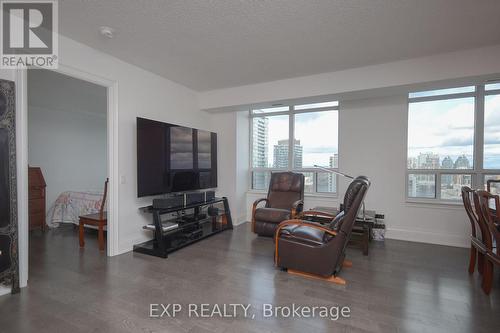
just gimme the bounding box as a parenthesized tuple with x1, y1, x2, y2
(28, 69, 107, 114)
(59, 0, 500, 91)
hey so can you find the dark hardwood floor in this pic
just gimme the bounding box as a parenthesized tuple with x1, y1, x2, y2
(0, 223, 499, 333)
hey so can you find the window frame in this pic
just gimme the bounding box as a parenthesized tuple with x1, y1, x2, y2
(406, 83, 500, 204)
(249, 103, 340, 196)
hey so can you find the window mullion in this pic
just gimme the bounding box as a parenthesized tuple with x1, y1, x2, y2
(475, 84, 485, 189)
(288, 106, 294, 172)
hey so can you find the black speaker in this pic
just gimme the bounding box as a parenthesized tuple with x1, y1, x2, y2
(152, 195, 184, 209)
(205, 190, 215, 202)
(186, 192, 204, 205)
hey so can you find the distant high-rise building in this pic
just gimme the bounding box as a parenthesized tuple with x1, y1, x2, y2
(252, 117, 268, 167)
(441, 156, 454, 169)
(328, 154, 338, 192)
(454, 154, 471, 169)
(407, 157, 418, 169)
(329, 154, 338, 168)
(273, 139, 303, 168)
(317, 153, 339, 193)
(417, 153, 440, 169)
(252, 117, 268, 189)
(441, 156, 454, 185)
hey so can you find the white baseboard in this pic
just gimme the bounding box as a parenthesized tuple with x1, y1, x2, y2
(385, 228, 469, 248)
(0, 285, 11, 297)
(233, 216, 247, 226)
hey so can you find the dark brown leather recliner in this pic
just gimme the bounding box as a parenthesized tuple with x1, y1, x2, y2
(275, 176, 370, 278)
(251, 172, 305, 237)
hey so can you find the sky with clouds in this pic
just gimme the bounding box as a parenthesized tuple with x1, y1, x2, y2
(265, 110, 338, 168)
(408, 93, 500, 169)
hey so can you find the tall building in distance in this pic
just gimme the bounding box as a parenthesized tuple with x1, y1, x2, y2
(454, 154, 471, 169)
(407, 152, 473, 199)
(316, 153, 338, 193)
(441, 156, 454, 185)
(252, 117, 268, 167)
(330, 154, 338, 168)
(273, 139, 303, 168)
(252, 117, 268, 189)
(417, 152, 440, 169)
(328, 153, 338, 193)
(441, 156, 453, 169)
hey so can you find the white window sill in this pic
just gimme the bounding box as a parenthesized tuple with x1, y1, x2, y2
(247, 190, 338, 199)
(405, 199, 464, 210)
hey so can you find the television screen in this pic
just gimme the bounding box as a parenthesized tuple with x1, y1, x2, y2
(136, 117, 217, 197)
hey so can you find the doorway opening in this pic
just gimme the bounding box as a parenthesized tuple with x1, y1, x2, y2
(27, 68, 111, 277)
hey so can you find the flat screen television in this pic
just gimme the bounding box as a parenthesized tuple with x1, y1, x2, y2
(136, 117, 217, 197)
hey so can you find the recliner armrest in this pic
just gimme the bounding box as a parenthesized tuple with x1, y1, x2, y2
(291, 199, 304, 218)
(252, 198, 268, 209)
(251, 198, 268, 233)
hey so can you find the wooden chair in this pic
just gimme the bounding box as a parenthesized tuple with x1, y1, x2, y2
(474, 190, 500, 294)
(79, 178, 108, 251)
(461, 187, 487, 274)
(487, 179, 500, 193)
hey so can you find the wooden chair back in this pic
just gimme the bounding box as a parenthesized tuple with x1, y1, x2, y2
(487, 179, 500, 193)
(99, 178, 109, 220)
(473, 190, 498, 251)
(461, 186, 479, 238)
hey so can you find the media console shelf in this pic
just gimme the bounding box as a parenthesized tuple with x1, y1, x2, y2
(133, 197, 232, 258)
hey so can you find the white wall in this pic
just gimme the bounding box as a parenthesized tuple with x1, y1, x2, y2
(28, 106, 107, 206)
(212, 111, 249, 224)
(54, 35, 214, 254)
(200, 44, 500, 111)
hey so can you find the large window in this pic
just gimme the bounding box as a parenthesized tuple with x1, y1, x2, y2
(250, 101, 339, 194)
(407, 83, 500, 201)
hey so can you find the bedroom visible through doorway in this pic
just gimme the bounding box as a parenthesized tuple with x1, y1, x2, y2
(27, 69, 109, 270)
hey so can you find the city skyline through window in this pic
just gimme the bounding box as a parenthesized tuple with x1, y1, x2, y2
(250, 103, 339, 193)
(407, 83, 500, 201)
(407, 97, 474, 170)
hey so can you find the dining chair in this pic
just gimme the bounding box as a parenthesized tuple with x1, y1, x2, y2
(474, 190, 500, 294)
(461, 187, 487, 274)
(79, 178, 109, 251)
(487, 179, 500, 194)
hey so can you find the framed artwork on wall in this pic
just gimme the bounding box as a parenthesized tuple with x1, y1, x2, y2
(0, 79, 19, 294)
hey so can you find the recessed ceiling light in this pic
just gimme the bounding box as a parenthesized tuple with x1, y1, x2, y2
(99, 26, 115, 39)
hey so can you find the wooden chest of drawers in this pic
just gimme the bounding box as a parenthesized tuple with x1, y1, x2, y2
(28, 167, 47, 231)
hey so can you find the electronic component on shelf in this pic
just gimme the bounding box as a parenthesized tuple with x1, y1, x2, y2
(205, 190, 215, 202)
(143, 221, 179, 233)
(152, 196, 184, 209)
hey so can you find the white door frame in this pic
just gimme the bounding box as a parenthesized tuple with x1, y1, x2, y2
(16, 64, 119, 287)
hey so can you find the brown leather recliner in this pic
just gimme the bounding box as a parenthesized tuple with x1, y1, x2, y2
(275, 176, 370, 278)
(251, 172, 305, 237)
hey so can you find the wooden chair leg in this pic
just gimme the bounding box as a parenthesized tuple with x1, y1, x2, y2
(468, 246, 476, 274)
(79, 220, 85, 248)
(98, 222, 105, 251)
(481, 260, 493, 295)
(478, 252, 485, 275)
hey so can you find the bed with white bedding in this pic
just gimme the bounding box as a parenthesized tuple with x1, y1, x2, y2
(46, 191, 104, 228)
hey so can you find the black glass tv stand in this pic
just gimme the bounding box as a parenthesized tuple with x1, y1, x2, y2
(133, 197, 232, 258)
